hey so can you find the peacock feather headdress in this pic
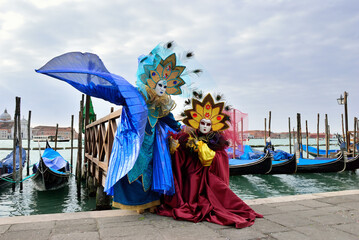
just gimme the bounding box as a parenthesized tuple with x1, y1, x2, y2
(136, 41, 202, 98)
(182, 93, 231, 132)
(145, 53, 186, 95)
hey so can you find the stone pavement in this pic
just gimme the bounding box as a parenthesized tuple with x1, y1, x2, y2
(0, 190, 358, 240)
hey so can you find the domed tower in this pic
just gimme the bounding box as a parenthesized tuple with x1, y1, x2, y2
(0, 109, 11, 122)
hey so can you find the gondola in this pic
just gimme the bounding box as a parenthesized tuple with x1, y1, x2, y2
(0, 143, 26, 188)
(296, 152, 345, 173)
(32, 141, 70, 190)
(344, 154, 359, 171)
(269, 153, 297, 174)
(229, 150, 272, 175)
(302, 144, 338, 158)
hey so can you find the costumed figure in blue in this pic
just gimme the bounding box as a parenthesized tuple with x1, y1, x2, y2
(36, 41, 199, 213)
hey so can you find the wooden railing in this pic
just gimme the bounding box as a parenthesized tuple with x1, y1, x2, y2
(84, 107, 122, 187)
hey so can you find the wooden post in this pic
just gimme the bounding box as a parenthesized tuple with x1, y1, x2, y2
(299, 114, 303, 157)
(27, 111, 31, 176)
(84, 95, 90, 180)
(54, 123, 59, 151)
(325, 114, 328, 158)
(306, 120, 309, 158)
(288, 117, 292, 154)
(344, 92, 349, 153)
(293, 127, 296, 152)
(328, 122, 330, 154)
(268, 111, 271, 137)
(232, 109, 236, 158)
(264, 118, 267, 146)
(76, 95, 84, 183)
(17, 99, 23, 191)
(354, 117, 357, 156)
(71, 115, 74, 173)
(341, 114, 345, 142)
(241, 117, 244, 153)
(297, 113, 301, 158)
(12, 97, 19, 191)
(317, 114, 320, 157)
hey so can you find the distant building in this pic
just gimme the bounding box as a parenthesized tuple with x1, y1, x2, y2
(0, 109, 31, 139)
(32, 126, 78, 140)
(245, 130, 331, 139)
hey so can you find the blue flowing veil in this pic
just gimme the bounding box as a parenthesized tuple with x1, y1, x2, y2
(36, 52, 148, 195)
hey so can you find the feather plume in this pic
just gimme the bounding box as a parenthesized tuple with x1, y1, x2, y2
(192, 90, 203, 99)
(186, 51, 194, 58)
(215, 94, 223, 101)
(224, 105, 232, 111)
(166, 41, 174, 49)
(192, 69, 202, 76)
(224, 115, 231, 122)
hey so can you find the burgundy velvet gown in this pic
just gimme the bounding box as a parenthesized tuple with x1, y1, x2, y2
(157, 131, 263, 228)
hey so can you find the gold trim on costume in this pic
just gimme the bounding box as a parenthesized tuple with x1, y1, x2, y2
(127, 174, 152, 192)
(112, 200, 161, 210)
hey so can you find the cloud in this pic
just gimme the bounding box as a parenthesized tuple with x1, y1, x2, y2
(0, 0, 358, 133)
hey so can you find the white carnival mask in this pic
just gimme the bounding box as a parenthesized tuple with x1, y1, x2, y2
(155, 80, 167, 96)
(199, 118, 212, 134)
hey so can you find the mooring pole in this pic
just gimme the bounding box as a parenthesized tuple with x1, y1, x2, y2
(84, 95, 90, 180)
(293, 127, 296, 152)
(325, 114, 328, 158)
(268, 111, 271, 137)
(17, 99, 23, 191)
(341, 114, 345, 143)
(297, 113, 302, 158)
(354, 117, 357, 156)
(27, 111, 31, 176)
(264, 118, 267, 146)
(317, 113, 320, 157)
(71, 114, 74, 173)
(54, 123, 58, 151)
(232, 109, 236, 159)
(306, 120, 309, 158)
(241, 117, 244, 153)
(344, 92, 349, 153)
(76, 95, 84, 183)
(12, 97, 19, 191)
(288, 117, 292, 154)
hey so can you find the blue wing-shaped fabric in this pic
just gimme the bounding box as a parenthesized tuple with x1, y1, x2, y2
(35, 52, 148, 195)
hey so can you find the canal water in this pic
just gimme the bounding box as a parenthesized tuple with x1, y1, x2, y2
(0, 139, 358, 217)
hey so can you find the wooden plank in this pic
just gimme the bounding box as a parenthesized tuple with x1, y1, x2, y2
(86, 107, 122, 128)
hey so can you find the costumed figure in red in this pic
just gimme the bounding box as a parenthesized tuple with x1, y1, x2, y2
(157, 92, 263, 228)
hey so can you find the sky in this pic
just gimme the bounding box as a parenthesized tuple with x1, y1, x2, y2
(1, 0, 359, 134)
